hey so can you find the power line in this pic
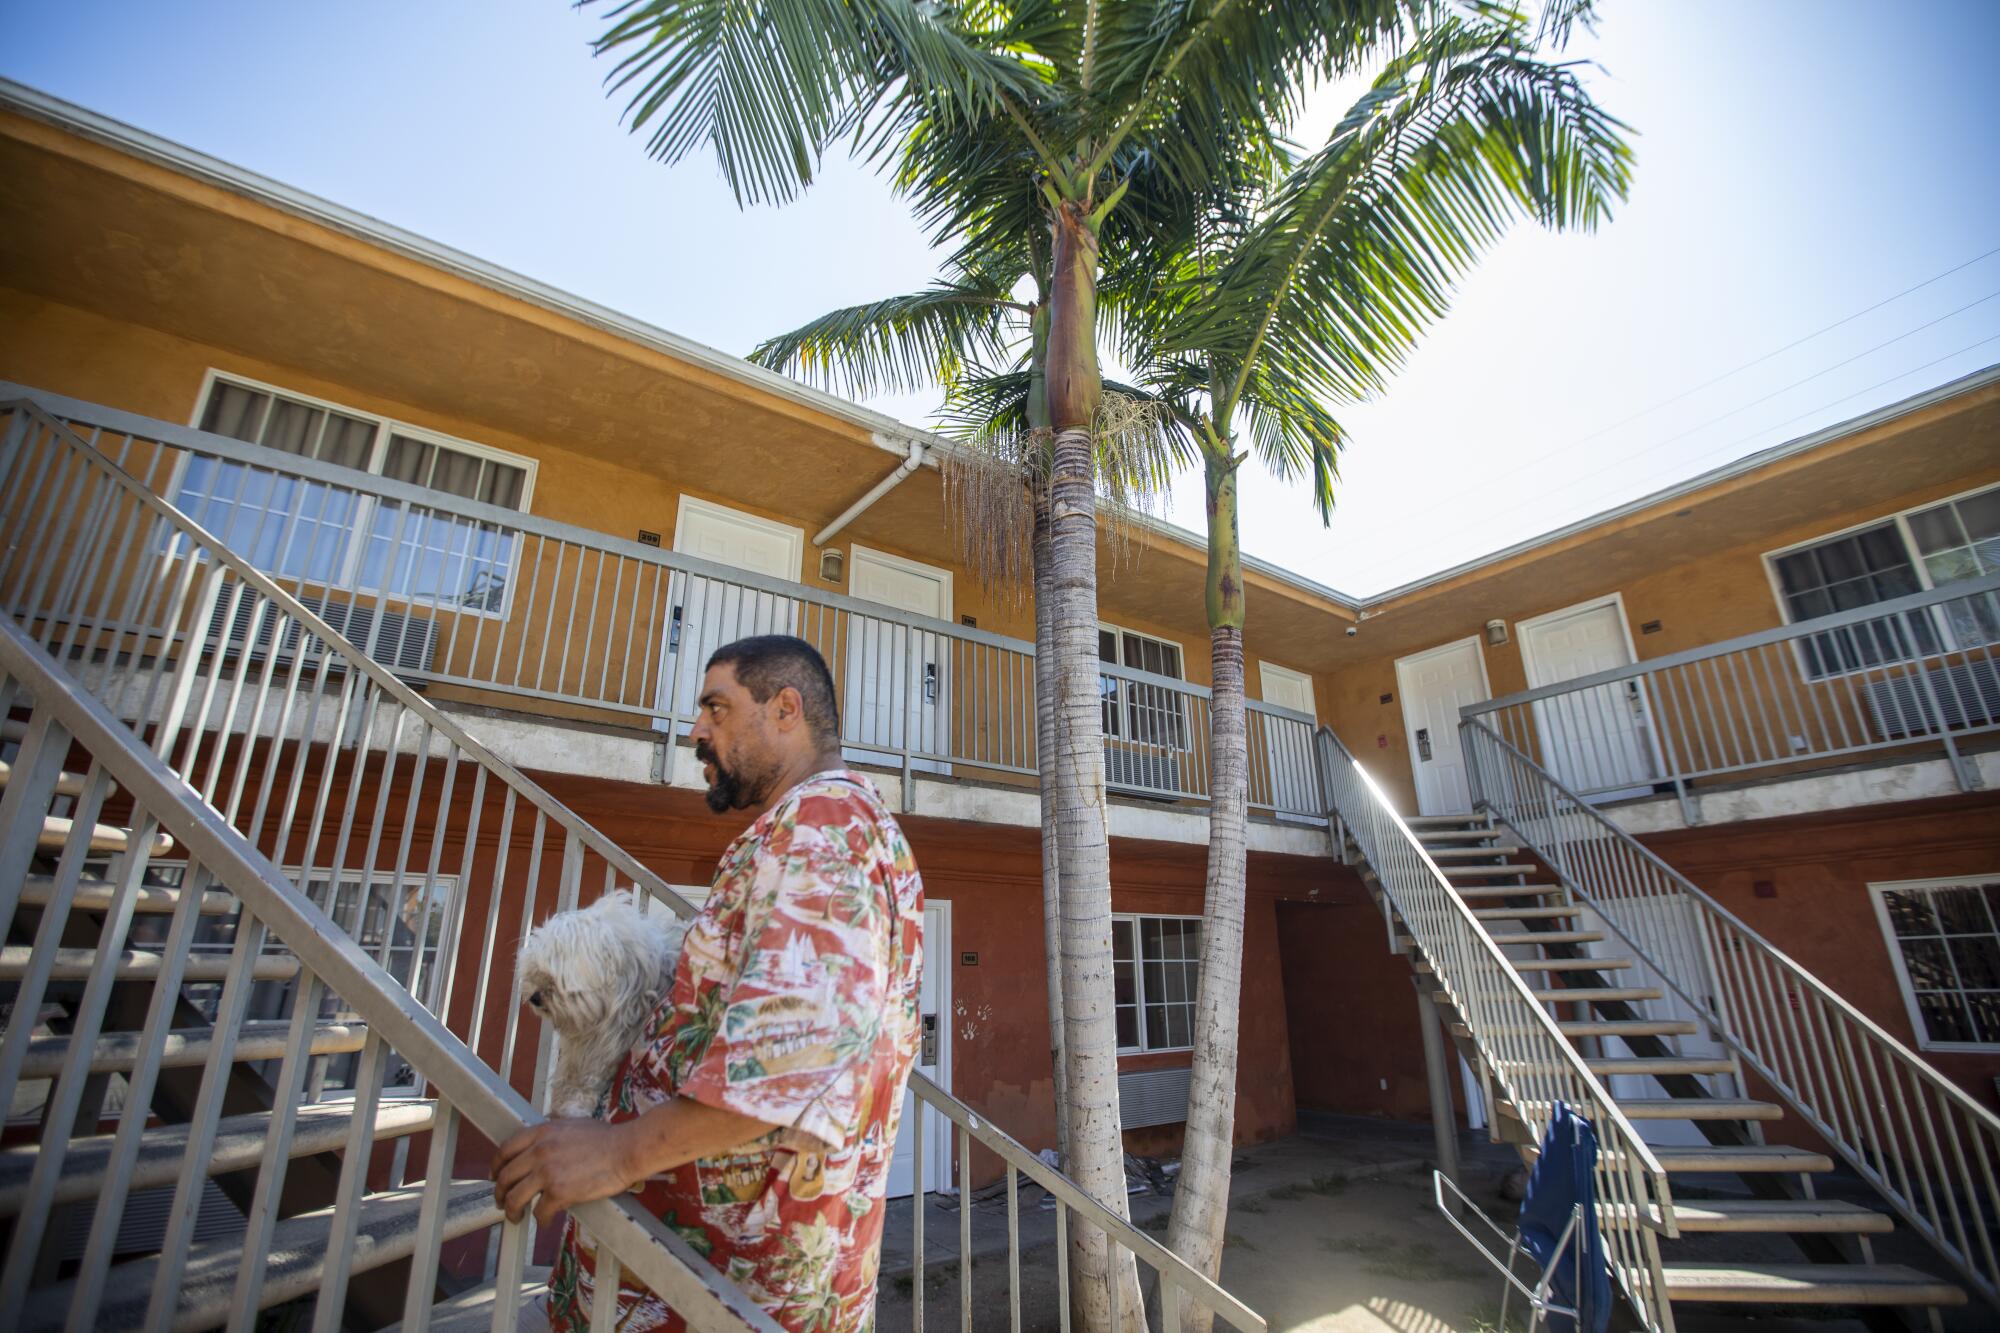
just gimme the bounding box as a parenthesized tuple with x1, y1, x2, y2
(1340, 329, 2000, 586)
(1550, 243, 2000, 451)
(1326, 243, 2000, 541)
(1512, 290, 2000, 505)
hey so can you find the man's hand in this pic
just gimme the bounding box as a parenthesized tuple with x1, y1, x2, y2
(492, 1117, 640, 1228)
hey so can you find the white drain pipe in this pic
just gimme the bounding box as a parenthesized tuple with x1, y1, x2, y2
(813, 437, 928, 547)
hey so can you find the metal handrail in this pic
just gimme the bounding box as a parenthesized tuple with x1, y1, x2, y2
(2, 384, 1325, 817)
(1464, 575, 2000, 714)
(1, 400, 1269, 1330)
(0, 615, 783, 1332)
(1314, 726, 1677, 1333)
(1463, 718, 2000, 1308)
(1460, 573, 2000, 810)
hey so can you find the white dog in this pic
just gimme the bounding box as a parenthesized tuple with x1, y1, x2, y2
(518, 890, 690, 1118)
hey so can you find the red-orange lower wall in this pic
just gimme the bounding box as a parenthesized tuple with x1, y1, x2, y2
(1636, 791, 2000, 1130)
(1276, 886, 1461, 1125)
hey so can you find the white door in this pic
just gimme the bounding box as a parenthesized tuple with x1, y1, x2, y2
(1394, 637, 1491, 816)
(657, 498, 803, 727)
(1518, 596, 1657, 801)
(845, 546, 950, 775)
(1258, 660, 1319, 816)
(888, 901, 950, 1199)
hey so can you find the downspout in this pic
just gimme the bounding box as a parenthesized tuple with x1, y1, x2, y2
(813, 437, 928, 548)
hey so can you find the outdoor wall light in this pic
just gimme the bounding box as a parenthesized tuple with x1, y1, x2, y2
(1485, 618, 1509, 647)
(818, 548, 845, 583)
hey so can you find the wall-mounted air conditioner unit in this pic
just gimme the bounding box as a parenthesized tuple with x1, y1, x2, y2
(204, 591, 437, 679)
(1118, 1066, 1192, 1130)
(1864, 658, 2000, 738)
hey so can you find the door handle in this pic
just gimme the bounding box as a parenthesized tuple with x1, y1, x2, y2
(920, 1014, 938, 1066)
(1416, 727, 1433, 761)
(923, 662, 938, 703)
(669, 605, 683, 653)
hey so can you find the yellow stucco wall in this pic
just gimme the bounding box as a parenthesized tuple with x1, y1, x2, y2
(1323, 465, 2000, 812)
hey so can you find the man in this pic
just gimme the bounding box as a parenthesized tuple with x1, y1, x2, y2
(494, 635, 925, 1333)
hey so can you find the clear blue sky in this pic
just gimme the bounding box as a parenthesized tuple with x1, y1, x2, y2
(5, 1, 1997, 595)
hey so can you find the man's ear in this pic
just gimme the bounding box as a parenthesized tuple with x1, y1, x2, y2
(771, 685, 806, 733)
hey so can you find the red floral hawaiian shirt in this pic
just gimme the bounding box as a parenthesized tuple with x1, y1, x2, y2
(547, 770, 924, 1333)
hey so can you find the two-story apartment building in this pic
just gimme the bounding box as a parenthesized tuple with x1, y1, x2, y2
(3, 80, 1996, 1327)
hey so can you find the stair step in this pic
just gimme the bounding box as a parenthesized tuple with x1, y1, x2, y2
(1660, 1263, 1965, 1306)
(1488, 930, 1604, 947)
(1654, 1199, 1897, 1235)
(0, 1099, 436, 1215)
(1400, 930, 1608, 952)
(1587, 1055, 1737, 1077)
(0, 758, 89, 798)
(1615, 1097, 1783, 1120)
(1451, 884, 1566, 900)
(1652, 1144, 1834, 1174)
(1427, 845, 1526, 861)
(1471, 905, 1578, 921)
(22, 873, 239, 915)
(19, 1180, 503, 1332)
(0, 946, 299, 983)
(1441, 862, 1541, 879)
(1527, 986, 1665, 1003)
(1415, 829, 1504, 844)
(36, 815, 174, 857)
(1557, 1018, 1700, 1038)
(377, 1273, 551, 1333)
(20, 1021, 368, 1079)
(1406, 815, 1489, 829)
(1510, 957, 1634, 972)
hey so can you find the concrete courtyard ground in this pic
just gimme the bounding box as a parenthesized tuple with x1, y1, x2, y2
(873, 1112, 1985, 1333)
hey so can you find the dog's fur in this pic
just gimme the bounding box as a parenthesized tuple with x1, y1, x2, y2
(519, 891, 689, 1117)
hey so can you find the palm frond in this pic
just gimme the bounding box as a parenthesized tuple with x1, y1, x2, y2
(749, 276, 1030, 400)
(1160, 13, 1633, 409)
(587, 0, 1048, 205)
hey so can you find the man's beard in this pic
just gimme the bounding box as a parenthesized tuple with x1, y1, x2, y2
(696, 742, 759, 813)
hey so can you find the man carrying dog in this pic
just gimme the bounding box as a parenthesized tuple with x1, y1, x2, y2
(494, 635, 925, 1333)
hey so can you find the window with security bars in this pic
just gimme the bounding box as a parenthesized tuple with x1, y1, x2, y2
(177, 375, 532, 612)
(1099, 626, 1190, 749)
(1112, 914, 1202, 1052)
(1769, 483, 2000, 677)
(1872, 877, 2000, 1051)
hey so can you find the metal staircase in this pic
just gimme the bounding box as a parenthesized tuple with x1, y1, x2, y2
(1407, 810, 1966, 1319)
(1322, 721, 1992, 1329)
(0, 399, 1264, 1330)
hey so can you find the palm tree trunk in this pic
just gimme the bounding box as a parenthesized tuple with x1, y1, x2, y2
(1046, 196, 1144, 1333)
(1167, 447, 1249, 1333)
(1032, 481, 1070, 1167)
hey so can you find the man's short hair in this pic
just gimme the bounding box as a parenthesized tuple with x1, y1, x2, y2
(706, 635, 842, 745)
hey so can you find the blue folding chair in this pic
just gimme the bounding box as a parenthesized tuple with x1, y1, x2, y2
(1434, 1102, 1612, 1333)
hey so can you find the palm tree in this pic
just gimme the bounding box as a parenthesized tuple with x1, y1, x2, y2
(584, 7, 1429, 1324)
(582, 5, 1622, 1326)
(1102, 15, 1631, 1326)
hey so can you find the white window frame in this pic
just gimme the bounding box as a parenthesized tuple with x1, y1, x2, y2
(1098, 621, 1193, 754)
(1112, 911, 1203, 1055)
(1762, 480, 2000, 679)
(179, 370, 539, 618)
(1868, 874, 2000, 1054)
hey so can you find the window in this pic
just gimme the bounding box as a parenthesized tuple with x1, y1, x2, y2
(1872, 877, 2000, 1051)
(1099, 625, 1189, 749)
(1768, 483, 2000, 676)
(178, 374, 534, 613)
(1112, 914, 1202, 1052)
